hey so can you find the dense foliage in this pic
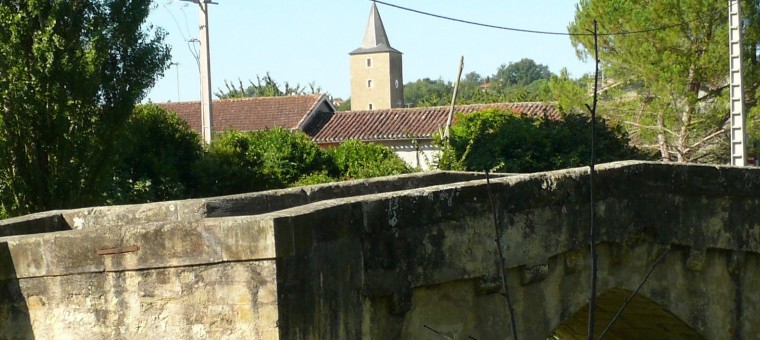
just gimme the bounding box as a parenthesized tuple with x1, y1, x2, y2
(437, 109, 647, 172)
(493, 58, 552, 87)
(192, 128, 331, 197)
(107, 105, 203, 204)
(0, 0, 171, 215)
(329, 139, 412, 179)
(403, 59, 556, 108)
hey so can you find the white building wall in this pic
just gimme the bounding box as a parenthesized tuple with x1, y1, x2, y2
(378, 140, 441, 171)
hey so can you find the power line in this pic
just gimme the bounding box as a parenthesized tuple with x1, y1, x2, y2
(372, 0, 726, 37)
(161, 1, 201, 65)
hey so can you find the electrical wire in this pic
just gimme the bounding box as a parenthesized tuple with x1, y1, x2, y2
(372, 0, 728, 37)
(162, 1, 201, 67)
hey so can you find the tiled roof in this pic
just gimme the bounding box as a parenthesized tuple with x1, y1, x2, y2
(157, 94, 326, 133)
(310, 102, 560, 143)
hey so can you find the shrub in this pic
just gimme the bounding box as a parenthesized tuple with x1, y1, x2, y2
(108, 104, 204, 204)
(439, 108, 645, 173)
(193, 128, 332, 197)
(329, 139, 412, 179)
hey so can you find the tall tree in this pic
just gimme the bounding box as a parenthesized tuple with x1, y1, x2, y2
(493, 58, 552, 88)
(570, 0, 760, 163)
(0, 0, 171, 215)
(549, 68, 591, 114)
(403, 78, 454, 107)
(461, 71, 483, 87)
(108, 104, 203, 204)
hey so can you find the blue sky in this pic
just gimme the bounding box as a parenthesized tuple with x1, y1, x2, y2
(145, 1, 592, 103)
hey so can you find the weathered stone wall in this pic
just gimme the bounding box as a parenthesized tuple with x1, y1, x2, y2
(0, 170, 496, 339)
(2, 261, 278, 339)
(3, 161, 760, 339)
(0, 216, 280, 339)
(0, 171, 495, 236)
(269, 161, 760, 339)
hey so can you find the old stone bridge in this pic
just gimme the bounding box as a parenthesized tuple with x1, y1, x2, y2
(1, 161, 759, 339)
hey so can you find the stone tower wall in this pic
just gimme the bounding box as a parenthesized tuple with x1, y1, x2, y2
(349, 51, 403, 110)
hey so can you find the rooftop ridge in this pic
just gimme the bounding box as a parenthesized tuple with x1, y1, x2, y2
(335, 101, 558, 114)
(156, 93, 324, 106)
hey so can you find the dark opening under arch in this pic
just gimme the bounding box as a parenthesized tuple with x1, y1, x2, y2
(549, 288, 703, 339)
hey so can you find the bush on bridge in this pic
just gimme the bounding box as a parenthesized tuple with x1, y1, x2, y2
(437, 108, 648, 172)
(328, 139, 412, 179)
(192, 129, 413, 198)
(192, 128, 332, 197)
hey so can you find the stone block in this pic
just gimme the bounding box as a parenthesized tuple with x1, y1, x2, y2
(686, 248, 706, 272)
(519, 263, 549, 286)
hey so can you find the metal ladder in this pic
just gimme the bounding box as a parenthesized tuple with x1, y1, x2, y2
(729, 0, 746, 166)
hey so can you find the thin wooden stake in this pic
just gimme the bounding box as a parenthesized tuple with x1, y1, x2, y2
(485, 171, 518, 339)
(585, 19, 600, 340)
(444, 56, 465, 140)
(597, 248, 671, 339)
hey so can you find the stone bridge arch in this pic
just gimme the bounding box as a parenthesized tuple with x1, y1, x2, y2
(272, 161, 760, 339)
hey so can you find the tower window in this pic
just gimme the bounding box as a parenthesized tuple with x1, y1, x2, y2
(369, 104, 373, 110)
(366, 58, 372, 67)
(367, 79, 373, 88)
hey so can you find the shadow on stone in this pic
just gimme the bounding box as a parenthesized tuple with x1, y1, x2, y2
(550, 288, 703, 340)
(0, 242, 35, 339)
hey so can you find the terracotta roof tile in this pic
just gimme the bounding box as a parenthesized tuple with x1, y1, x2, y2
(157, 94, 325, 133)
(310, 102, 560, 143)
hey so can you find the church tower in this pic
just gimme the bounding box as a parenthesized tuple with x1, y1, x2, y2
(349, 3, 404, 110)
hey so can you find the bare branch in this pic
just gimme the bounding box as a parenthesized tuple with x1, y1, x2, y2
(424, 325, 453, 340)
(597, 248, 671, 339)
(587, 19, 600, 340)
(684, 127, 728, 155)
(621, 121, 676, 135)
(485, 171, 519, 340)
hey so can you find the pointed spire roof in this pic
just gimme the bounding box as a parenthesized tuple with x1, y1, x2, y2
(350, 2, 401, 55)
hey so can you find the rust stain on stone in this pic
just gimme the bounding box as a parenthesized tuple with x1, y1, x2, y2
(96, 245, 140, 256)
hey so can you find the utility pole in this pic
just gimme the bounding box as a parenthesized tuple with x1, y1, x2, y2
(444, 56, 464, 140)
(181, 0, 216, 144)
(729, 0, 746, 166)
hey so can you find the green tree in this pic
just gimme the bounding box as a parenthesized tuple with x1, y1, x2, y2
(493, 58, 552, 88)
(107, 104, 203, 204)
(0, 0, 171, 215)
(403, 60, 556, 108)
(461, 71, 483, 87)
(549, 68, 590, 114)
(570, 0, 760, 163)
(403, 78, 454, 107)
(336, 98, 352, 111)
(438, 109, 645, 172)
(216, 72, 323, 99)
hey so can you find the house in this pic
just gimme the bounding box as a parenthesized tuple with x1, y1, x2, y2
(157, 94, 334, 134)
(159, 94, 557, 170)
(307, 102, 559, 170)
